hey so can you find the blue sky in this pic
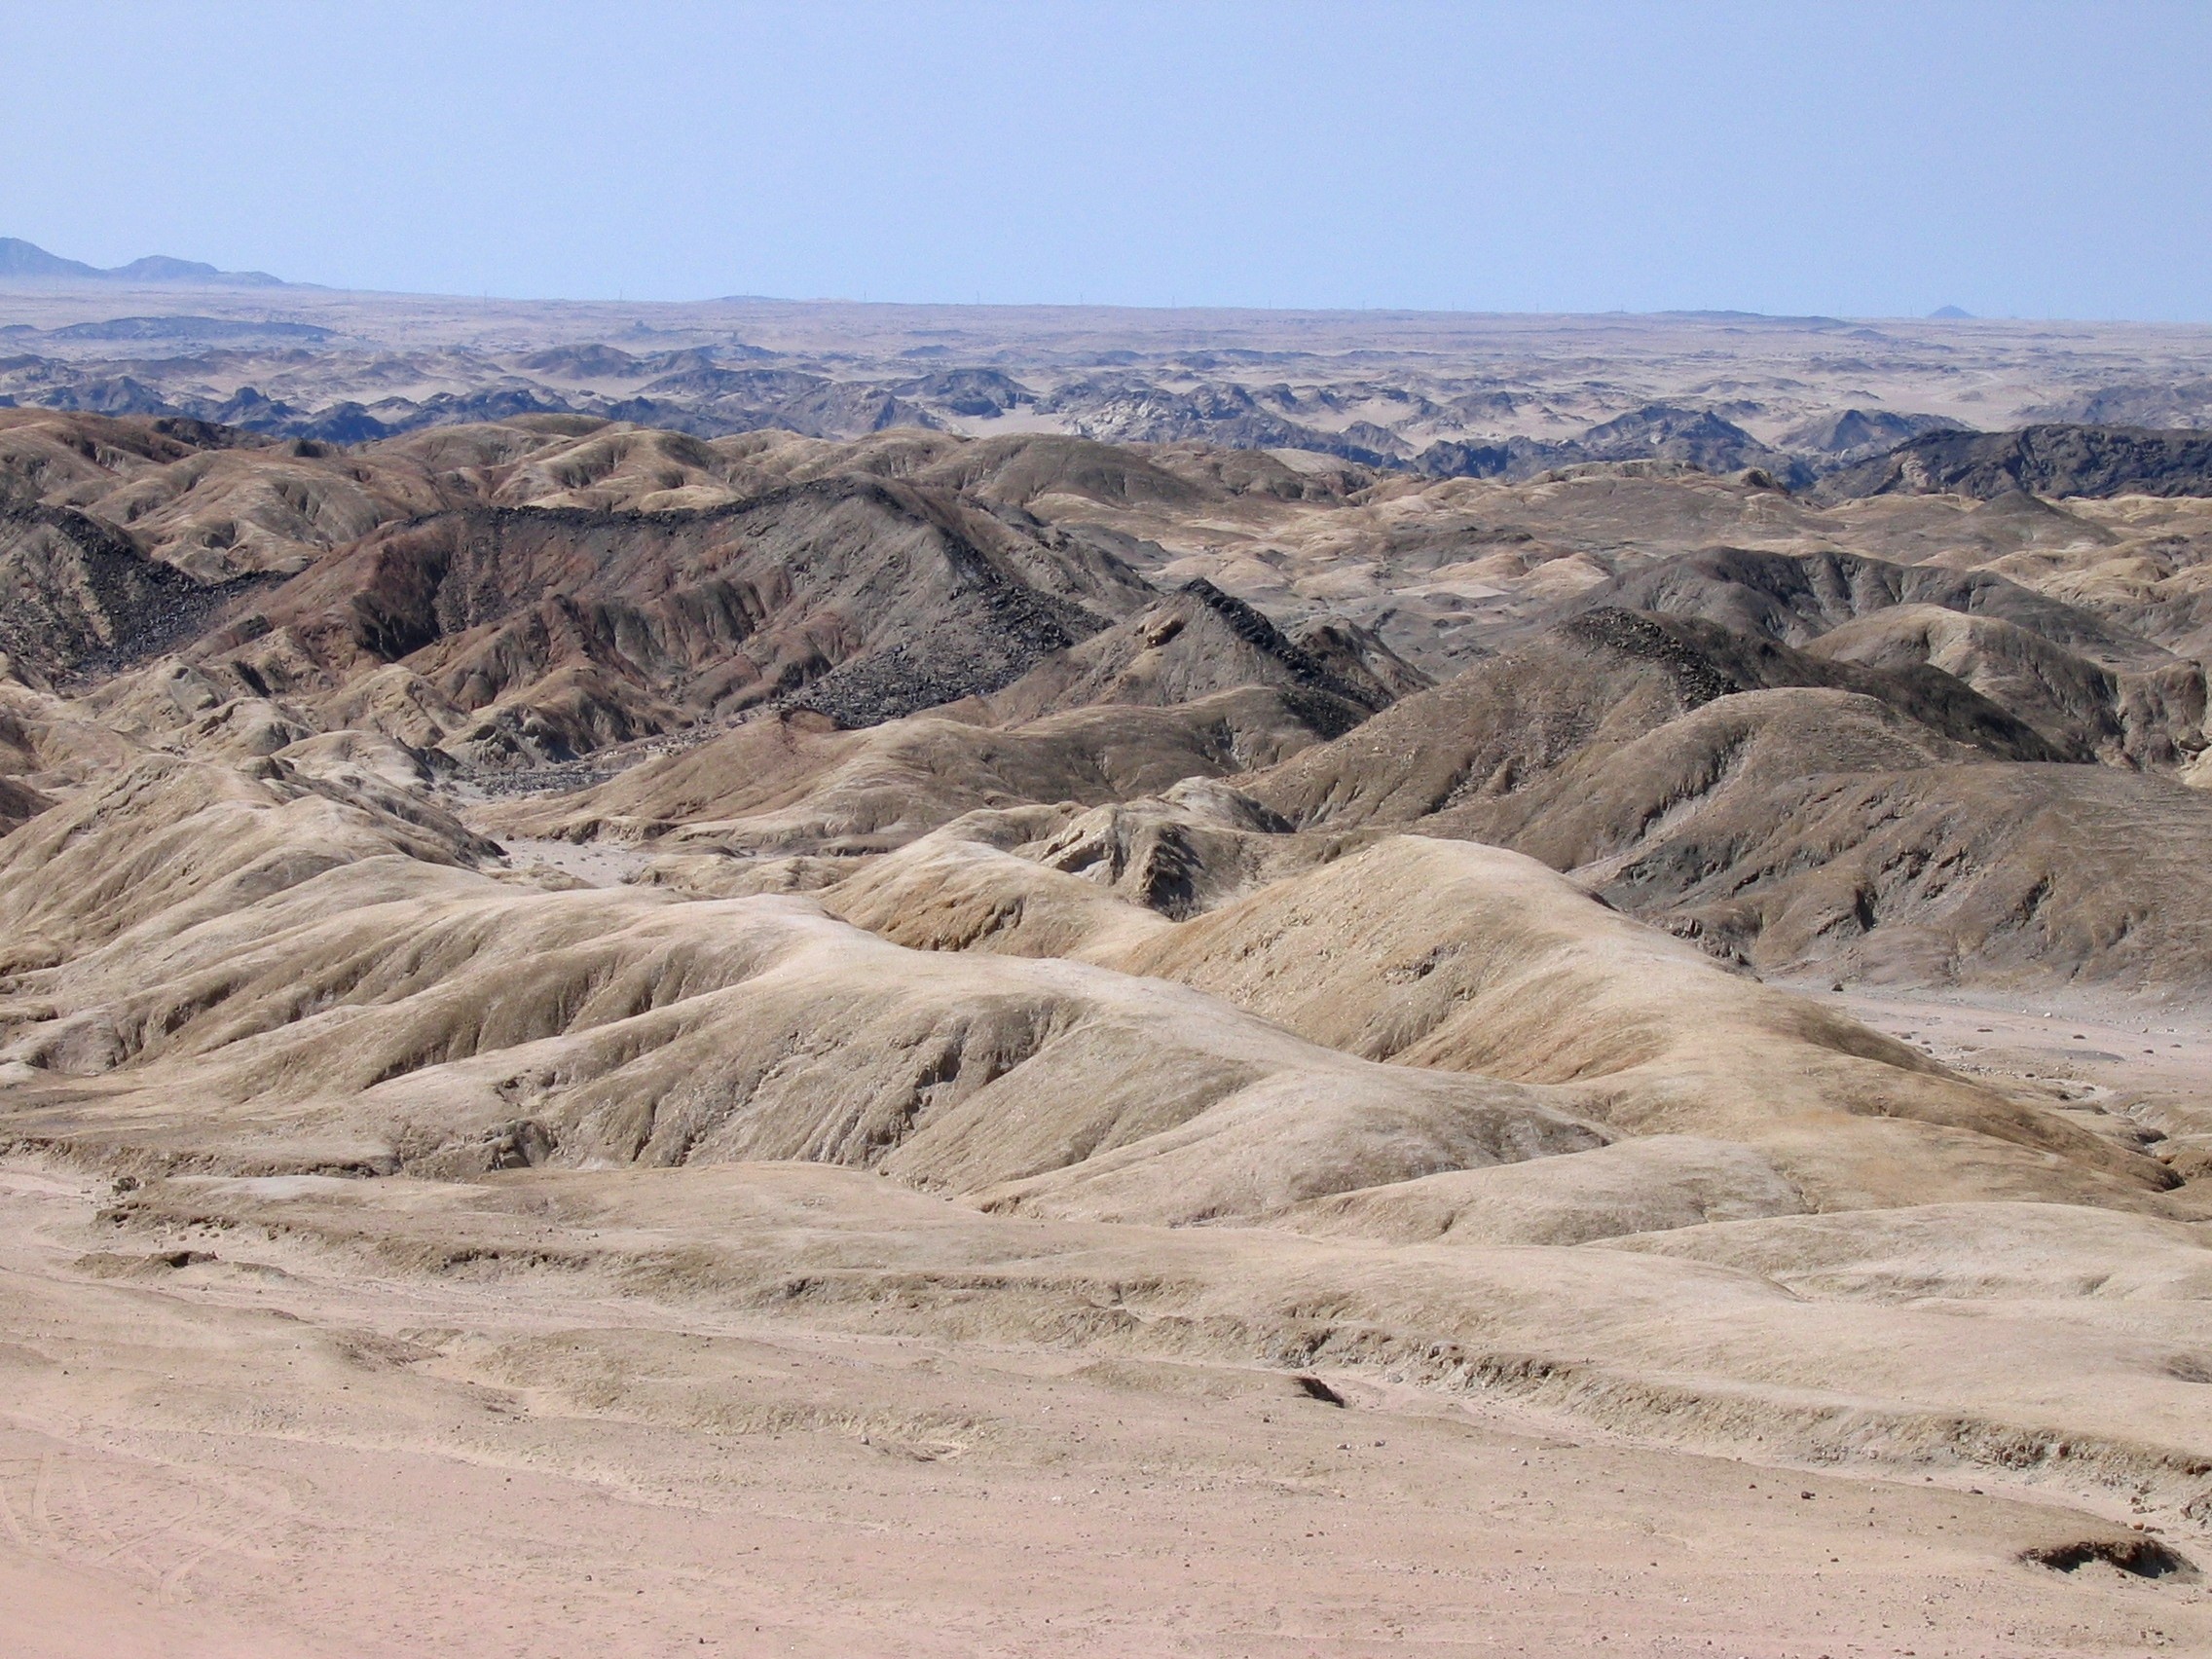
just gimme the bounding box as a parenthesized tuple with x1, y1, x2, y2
(7, 0, 2210, 318)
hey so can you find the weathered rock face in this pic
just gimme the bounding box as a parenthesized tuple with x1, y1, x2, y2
(977, 576, 1425, 739)
(1816, 424, 2212, 502)
(1567, 546, 2172, 671)
(1804, 605, 2208, 770)
(1235, 604, 2212, 997)
(0, 501, 274, 682)
(92, 477, 1159, 768)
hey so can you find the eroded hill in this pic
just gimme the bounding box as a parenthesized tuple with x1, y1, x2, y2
(3, 410, 2212, 1652)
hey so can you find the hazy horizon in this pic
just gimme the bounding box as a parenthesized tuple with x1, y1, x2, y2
(6, 1, 2211, 321)
(13, 234, 2203, 329)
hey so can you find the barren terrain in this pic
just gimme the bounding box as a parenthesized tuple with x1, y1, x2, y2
(2, 280, 2211, 1654)
(7, 1157, 2212, 1659)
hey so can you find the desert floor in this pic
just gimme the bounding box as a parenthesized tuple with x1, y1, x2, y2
(5, 1122, 2206, 1659)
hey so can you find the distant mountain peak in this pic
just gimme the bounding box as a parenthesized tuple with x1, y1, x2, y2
(0, 236, 285, 287)
(1928, 305, 1975, 319)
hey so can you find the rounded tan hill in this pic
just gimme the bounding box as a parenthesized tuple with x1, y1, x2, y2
(1091, 834, 2174, 1213)
(1232, 610, 2212, 996)
(622, 807, 2183, 1219)
(2, 736, 2174, 1241)
(485, 685, 1339, 855)
(1, 751, 1616, 1226)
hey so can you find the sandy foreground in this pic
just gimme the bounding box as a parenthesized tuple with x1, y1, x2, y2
(4, 1125, 2208, 1659)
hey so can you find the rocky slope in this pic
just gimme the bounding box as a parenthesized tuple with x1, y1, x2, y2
(3, 410, 2211, 1649)
(1818, 424, 2212, 502)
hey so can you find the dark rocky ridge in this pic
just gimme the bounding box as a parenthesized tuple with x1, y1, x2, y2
(198, 475, 1156, 762)
(1776, 409, 1967, 464)
(1412, 404, 1811, 485)
(0, 501, 272, 682)
(1567, 546, 2173, 672)
(1246, 606, 2077, 838)
(1817, 424, 2212, 502)
(973, 576, 1421, 742)
(1241, 608, 2212, 991)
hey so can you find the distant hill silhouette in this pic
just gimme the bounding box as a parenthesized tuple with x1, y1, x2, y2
(0, 236, 285, 286)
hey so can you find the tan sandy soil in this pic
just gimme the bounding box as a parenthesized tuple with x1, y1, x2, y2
(1802, 984, 2212, 1205)
(492, 835, 659, 889)
(4, 1160, 2209, 1659)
